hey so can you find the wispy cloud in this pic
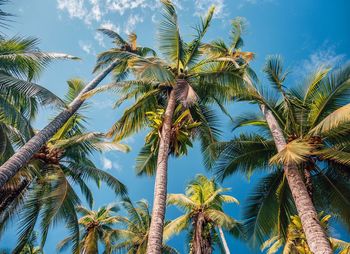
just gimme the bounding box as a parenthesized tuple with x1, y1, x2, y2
(57, 0, 102, 25)
(194, 0, 225, 18)
(102, 156, 113, 170)
(57, 0, 155, 26)
(237, 0, 275, 10)
(106, 0, 149, 15)
(79, 40, 95, 54)
(125, 14, 144, 34)
(101, 155, 122, 171)
(100, 20, 121, 32)
(297, 44, 346, 75)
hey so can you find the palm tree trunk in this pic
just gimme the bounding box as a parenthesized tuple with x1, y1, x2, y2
(218, 226, 230, 254)
(146, 88, 177, 254)
(260, 104, 332, 254)
(0, 60, 119, 189)
(82, 228, 98, 254)
(192, 214, 212, 254)
(0, 179, 30, 212)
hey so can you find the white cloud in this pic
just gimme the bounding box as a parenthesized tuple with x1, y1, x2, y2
(57, 0, 155, 33)
(57, 0, 102, 25)
(102, 156, 113, 170)
(298, 45, 346, 74)
(94, 32, 105, 47)
(106, 0, 148, 15)
(194, 0, 225, 18)
(57, 0, 87, 19)
(237, 0, 275, 9)
(125, 14, 144, 34)
(79, 41, 95, 54)
(123, 136, 136, 145)
(100, 20, 120, 32)
(101, 155, 122, 171)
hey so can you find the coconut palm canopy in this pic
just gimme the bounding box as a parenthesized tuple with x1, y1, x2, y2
(0, 0, 350, 253)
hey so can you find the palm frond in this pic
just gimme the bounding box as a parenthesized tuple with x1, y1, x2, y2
(158, 0, 185, 69)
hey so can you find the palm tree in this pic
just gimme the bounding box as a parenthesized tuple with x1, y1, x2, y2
(83, 2, 250, 252)
(261, 213, 350, 254)
(112, 199, 178, 254)
(202, 17, 335, 252)
(0, 79, 129, 253)
(164, 175, 241, 254)
(0, 23, 156, 189)
(58, 203, 123, 254)
(210, 56, 350, 253)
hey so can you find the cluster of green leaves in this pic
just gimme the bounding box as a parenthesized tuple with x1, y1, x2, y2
(136, 105, 201, 176)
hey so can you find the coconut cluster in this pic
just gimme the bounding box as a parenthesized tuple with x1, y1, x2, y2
(32, 145, 63, 165)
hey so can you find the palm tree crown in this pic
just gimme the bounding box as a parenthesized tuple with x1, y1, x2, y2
(164, 174, 241, 254)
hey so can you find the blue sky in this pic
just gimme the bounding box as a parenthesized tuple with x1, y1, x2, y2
(2, 0, 350, 253)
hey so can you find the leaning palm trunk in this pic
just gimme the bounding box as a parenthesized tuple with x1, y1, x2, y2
(260, 104, 332, 254)
(0, 60, 120, 188)
(0, 179, 29, 212)
(146, 88, 177, 254)
(218, 226, 230, 254)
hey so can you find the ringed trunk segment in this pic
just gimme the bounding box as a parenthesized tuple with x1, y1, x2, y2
(192, 213, 212, 254)
(260, 104, 333, 254)
(146, 88, 177, 254)
(0, 60, 120, 188)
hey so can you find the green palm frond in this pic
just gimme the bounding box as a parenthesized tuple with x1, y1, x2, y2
(158, 0, 185, 69)
(269, 139, 315, 165)
(97, 28, 128, 47)
(167, 194, 196, 211)
(213, 134, 276, 180)
(263, 55, 288, 93)
(0, 37, 78, 80)
(184, 6, 215, 67)
(163, 214, 190, 241)
(310, 103, 350, 135)
(231, 112, 268, 131)
(130, 56, 175, 82)
(0, 72, 63, 106)
(243, 170, 295, 246)
(307, 64, 350, 128)
(135, 144, 158, 176)
(313, 167, 350, 231)
(108, 88, 160, 141)
(71, 163, 127, 197)
(230, 17, 247, 49)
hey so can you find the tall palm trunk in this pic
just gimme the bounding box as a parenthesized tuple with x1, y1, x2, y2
(218, 226, 230, 254)
(82, 228, 98, 254)
(193, 213, 212, 254)
(0, 60, 119, 188)
(146, 87, 177, 254)
(260, 104, 332, 254)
